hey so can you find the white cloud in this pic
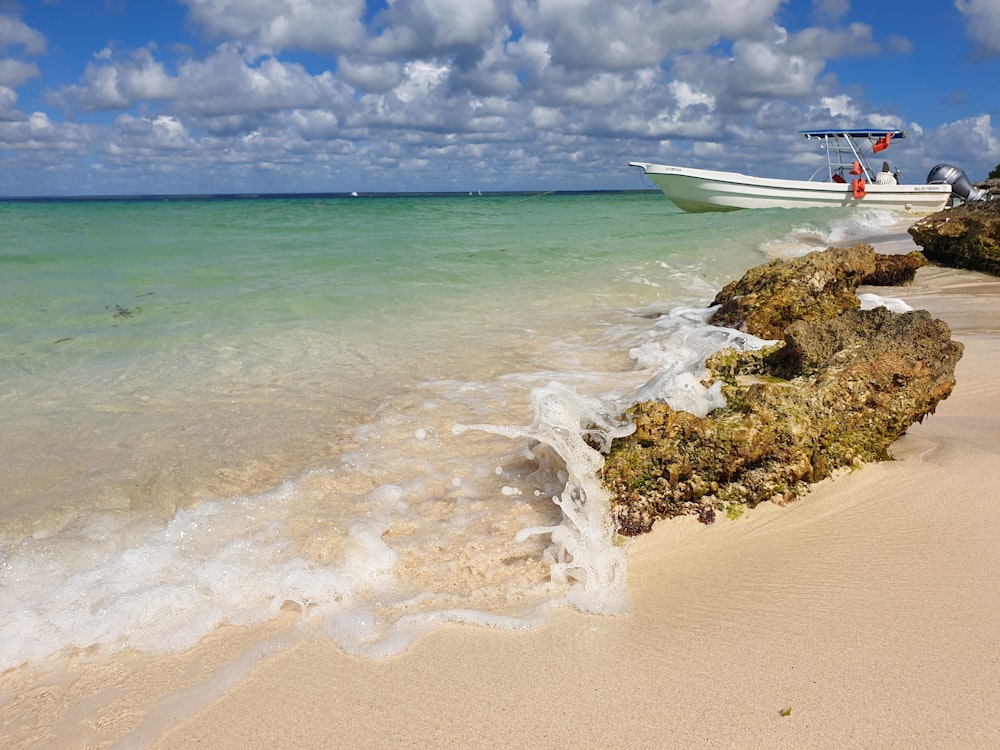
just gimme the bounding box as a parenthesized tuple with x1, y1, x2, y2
(288, 109, 340, 139)
(0, 110, 67, 150)
(173, 49, 338, 117)
(369, 0, 504, 58)
(449, 26, 523, 96)
(181, 0, 368, 53)
(48, 48, 176, 111)
(114, 114, 194, 151)
(670, 40, 825, 113)
(0, 15, 46, 55)
(549, 71, 635, 107)
(48, 44, 346, 124)
(512, 0, 786, 71)
(392, 60, 450, 104)
(1, 0, 998, 195)
(0, 85, 18, 118)
(955, 0, 1000, 57)
(815, 94, 860, 119)
(529, 105, 565, 128)
(812, 0, 850, 22)
(933, 114, 1000, 171)
(0, 58, 40, 88)
(336, 58, 402, 93)
(668, 80, 715, 111)
(786, 22, 881, 58)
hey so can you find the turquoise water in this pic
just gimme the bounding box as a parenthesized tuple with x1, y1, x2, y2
(2, 193, 773, 369)
(0, 192, 909, 670)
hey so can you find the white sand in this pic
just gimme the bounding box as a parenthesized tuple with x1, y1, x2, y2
(4, 264, 1000, 750)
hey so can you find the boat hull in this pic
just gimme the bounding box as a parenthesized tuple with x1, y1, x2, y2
(629, 163, 953, 213)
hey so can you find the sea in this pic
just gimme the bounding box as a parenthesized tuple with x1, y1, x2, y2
(0, 191, 914, 672)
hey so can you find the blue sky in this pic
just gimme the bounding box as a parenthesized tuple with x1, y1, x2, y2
(1, 0, 998, 196)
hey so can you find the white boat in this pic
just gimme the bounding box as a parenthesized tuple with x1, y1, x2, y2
(629, 130, 964, 213)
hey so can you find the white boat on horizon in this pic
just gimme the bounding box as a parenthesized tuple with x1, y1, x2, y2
(630, 129, 983, 213)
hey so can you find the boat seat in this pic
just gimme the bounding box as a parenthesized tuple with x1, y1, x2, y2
(876, 163, 897, 184)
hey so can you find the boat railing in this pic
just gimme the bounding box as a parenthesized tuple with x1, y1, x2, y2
(810, 133, 876, 182)
(802, 130, 907, 184)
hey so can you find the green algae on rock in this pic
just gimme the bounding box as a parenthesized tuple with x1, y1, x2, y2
(604, 248, 963, 536)
(709, 244, 876, 339)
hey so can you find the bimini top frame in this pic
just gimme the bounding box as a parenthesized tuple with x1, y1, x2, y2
(800, 129, 908, 183)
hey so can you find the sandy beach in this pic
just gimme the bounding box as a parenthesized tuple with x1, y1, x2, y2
(4, 259, 1000, 749)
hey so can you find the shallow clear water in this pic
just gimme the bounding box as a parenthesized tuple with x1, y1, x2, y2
(0, 192, 911, 669)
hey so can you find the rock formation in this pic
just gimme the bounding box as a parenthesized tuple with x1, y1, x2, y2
(604, 245, 963, 536)
(862, 250, 929, 286)
(708, 244, 874, 340)
(908, 198, 1000, 276)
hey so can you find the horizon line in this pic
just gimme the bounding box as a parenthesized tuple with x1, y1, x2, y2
(0, 188, 659, 203)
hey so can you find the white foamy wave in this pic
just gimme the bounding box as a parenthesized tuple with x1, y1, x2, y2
(0, 479, 415, 672)
(858, 292, 913, 313)
(762, 208, 916, 258)
(622, 306, 776, 416)
(2, 291, 777, 672)
(455, 381, 635, 616)
(3, 356, 621, 671)
(824, 208, 907, 245)
(451, 306, 778, 616)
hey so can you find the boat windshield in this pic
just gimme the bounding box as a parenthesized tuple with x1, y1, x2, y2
(801, 130, 907, 183)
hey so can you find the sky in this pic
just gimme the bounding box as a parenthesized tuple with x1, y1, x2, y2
(0, 0, 998, 197)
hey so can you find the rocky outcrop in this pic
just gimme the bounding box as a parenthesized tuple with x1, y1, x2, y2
(709, 243, 875, 339)
(862, 250, 929, 286)
(908, 199, 1000, 276)
(604, 246, 963, 536)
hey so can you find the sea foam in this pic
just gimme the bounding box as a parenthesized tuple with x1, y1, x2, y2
(0, 296, 787, 672)
(764, 207, 917, 258)
(0, 206, 799, 672)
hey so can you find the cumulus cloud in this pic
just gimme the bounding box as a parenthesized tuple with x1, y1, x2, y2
(512, 0, 786, 71)
(448, 27, 523, 96)
(670, 40, 825, 115)
(369, 0, 505, 62)
(48, 48, 176, 111)
(814, 94, 861, 120)
(0, 111, 86, 158)
(1, 0, 998, 195)
(811, 0, 849, 23)
(180, 0, 368, 53)
(668, 80, 715, 111)
(955, 0, 1000, 57)
(171, 47, 342, 117)
(47, 44, 350, 128)
(785, 22, 881, 58)
(0, 85, 18, 119)
(0, 14, 46, 55)
(0, 58, 40, 87)
(336, 58, 403, 93)
(113, 114, 194, 151)
(932, 114, 1000, 167)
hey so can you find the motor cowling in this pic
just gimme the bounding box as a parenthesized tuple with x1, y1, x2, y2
(926, 163, 987, 202)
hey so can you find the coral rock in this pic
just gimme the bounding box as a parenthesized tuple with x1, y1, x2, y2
(908, 199, 1000, 276)
(709, 244, 876, 339)
(605, 249, 963, 536)
(862, 250, 929, 286)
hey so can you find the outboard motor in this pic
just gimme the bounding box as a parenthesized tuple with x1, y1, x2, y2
(926, 163, 988, 202)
